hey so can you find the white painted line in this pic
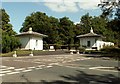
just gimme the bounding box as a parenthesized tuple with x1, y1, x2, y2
(0, 66, 7, 68)
(94, 69, 118, 72)
(81, 59, 85, 60)
(49, 63, 59, 65)
(58, 64, 86, 69)
(0, 70, 12, 74)
(87, 58, 91, 59)
(7, 67, 15, 69)
(14, 68, 25, 71)
(7, 72, 20, 75)
(22, 69, 32, 72)
(72, 60, 76, 61)
(89, 67, 119, 72)
(65, 66, 86, 69)
(1, 69, 8, 71)
(76, 59, 80, 61)
(27, 67, 36, 69)
(89, 67, 113, 69)
(46, 66, 53, 68)
(38, 65, 45, 67)
(0, 74, 5, 76)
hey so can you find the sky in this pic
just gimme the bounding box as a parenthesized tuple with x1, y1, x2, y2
(2, 0, 102, 33)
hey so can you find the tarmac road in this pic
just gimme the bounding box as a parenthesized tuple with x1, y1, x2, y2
(0, 54, 120, 84)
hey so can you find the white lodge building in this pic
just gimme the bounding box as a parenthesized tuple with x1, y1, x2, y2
(16, 28, 47, 50)
(77, 28, 114, 50)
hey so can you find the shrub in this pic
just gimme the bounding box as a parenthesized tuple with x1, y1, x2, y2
(100, 46, 120, 54)
(54, 44, 61, 50)
(100, 46, 120, 60)
(2, 34, 21, 53)
(79, 47, 85, 53)
(43, 43, 49, 50)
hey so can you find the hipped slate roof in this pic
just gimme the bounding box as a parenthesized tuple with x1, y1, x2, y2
(77, 28, 104, 38)
(16, 28, 47, 37)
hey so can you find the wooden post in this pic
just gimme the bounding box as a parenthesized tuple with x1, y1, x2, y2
(76, 50, 79, 54)
(29, 51, 33, 56)
(70, 51, 73, 54)
(13, 51, 17, 57)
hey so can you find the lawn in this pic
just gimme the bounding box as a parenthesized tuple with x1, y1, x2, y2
(0, 50, 68, 57)
(1, 50, 43, 57)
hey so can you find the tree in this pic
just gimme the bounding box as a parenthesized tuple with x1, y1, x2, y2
(59, 17, 76, 49)
(21, 12, 78, 49)
(1, 9, 21, 53)
(20, 12, 61, 45)
(98, 0, 120, 19)
(98, 0, 120, 47)
(78, 13, 115, 42)
(45, 16, 61, 44)
(20, 12, 49, 33)
(79, 13, 93, 34)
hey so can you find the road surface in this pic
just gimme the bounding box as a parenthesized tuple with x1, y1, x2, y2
(0, 54, 120, 84)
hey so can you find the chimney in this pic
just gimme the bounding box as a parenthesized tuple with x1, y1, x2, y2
(90, 27, 94, 33)
(28, 27, 32, 33)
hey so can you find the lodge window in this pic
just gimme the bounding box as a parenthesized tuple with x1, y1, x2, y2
(87, 41, 91, 47)
(36, 40, 38, 46)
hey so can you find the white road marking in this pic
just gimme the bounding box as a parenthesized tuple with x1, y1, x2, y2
(0, 66, 7, 68)
(14, 68, 25, 71)
(58, 64, 86, 69)
(81, 59, 85, 60)
(0, 74, 5, 76)
(49, 63, 59, 65)
(22, 69, 32, 72)
(1, 69, 9, 71)
(7, 67, 15, 69)
(89, 66, 113, 69)
(95, 69, 118, 72)
(89, 67, 119, 72)
(76, 59, 80, 61)
(0, 70, 12, 74)
(6, 72, 20, 75)
(46, 66, 52, 68)
(27, 67, 36, 69)
(66, 66, 86, 69)
(38, 65, 45, 67)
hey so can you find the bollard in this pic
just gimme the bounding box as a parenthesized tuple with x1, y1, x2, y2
(70, 51, 73, 54)
(77, 51, 79, 54)
(13, 51, 17, 57)
(29, 51, 33, 56)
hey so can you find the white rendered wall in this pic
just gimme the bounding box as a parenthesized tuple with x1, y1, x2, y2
(96, 41, 114, 50)
(80, 37, 102, 50)
(30, 36, 43, 50)
(18, 35, 43, 50)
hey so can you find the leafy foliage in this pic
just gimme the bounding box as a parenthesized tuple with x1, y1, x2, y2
(98, 0, 120, 19)
(78, 14, 115, 42)
(100, 46, 120, 60)
(20, 11, 120, 50)
(98, 0, 120, 47)
(20, 12, 77, 49)
(1, 9, 21, 53)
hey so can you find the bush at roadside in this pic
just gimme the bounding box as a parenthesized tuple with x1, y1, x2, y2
(100, 46, 120, 60)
